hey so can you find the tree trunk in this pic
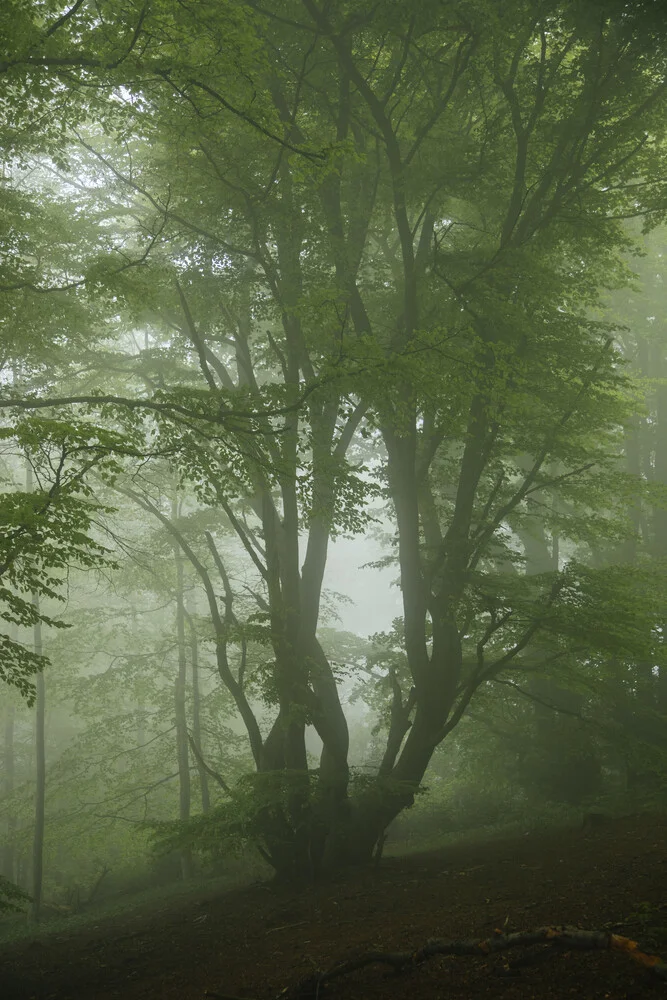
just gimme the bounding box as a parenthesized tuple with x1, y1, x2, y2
(188, 605, 210, 813)
(30, 607, 45, 923)
(24, 461, 46, 921)
(653, 341, 667, 556)
(2, 701, 15, 881)
(172, 499, 193, 880)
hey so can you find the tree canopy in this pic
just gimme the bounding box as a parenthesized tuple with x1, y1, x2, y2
(2, 0, 667, 879)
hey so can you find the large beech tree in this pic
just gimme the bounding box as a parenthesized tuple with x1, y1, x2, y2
(3, 0, 667, 876)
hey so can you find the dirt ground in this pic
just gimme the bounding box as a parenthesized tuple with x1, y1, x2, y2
(1, 813, 666, 1000)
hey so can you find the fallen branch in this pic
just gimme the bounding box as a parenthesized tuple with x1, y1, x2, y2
(204, 993, 257, 1000)
(266, 920, 308, 936)
(275, 925, 667, 998)
(204, 993, 258, 1000)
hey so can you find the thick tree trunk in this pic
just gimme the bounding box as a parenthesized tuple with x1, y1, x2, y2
(324, 806, 390, 868)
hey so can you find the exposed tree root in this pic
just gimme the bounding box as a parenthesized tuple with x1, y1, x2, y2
(267, 925, 667, 998)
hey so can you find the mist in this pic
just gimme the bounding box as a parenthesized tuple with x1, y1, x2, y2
(2, 4, 667, 999)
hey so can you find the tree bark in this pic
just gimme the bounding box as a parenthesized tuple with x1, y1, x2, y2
(2, 701, 15, 881)
(172, 498, 193, 880)
(188, 603, 210, 814)
(30, 605, 45, 922)
(24, 461, 46, 922)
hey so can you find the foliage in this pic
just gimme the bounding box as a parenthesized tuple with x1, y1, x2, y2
(0, 417, 128, 700)
(2, 0, 667, 880)
(0, 875, 30, 914)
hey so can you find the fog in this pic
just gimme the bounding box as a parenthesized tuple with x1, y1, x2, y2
(324, 534, 401, 636)
(2, 4, 667, 998)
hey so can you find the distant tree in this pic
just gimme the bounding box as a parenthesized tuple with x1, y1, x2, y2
(0, 421, 123, 701)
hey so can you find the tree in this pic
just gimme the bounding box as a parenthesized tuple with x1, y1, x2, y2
(3, 0, 667, 876)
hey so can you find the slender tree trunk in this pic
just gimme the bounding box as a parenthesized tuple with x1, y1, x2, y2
(188, 603, 210, 813)
(653, 342, 667, 556)
(2, 701, 15, 880)
(172, 499, 193, 880)
(30, 604, 45, 922)
(136, 696, 145, 749)
(24, 461, 46, 921)
(653, 342, 667, 735)
(132, 610, 146, 749)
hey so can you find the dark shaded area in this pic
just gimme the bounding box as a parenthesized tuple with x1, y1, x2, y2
(1, 814, 665, 1000)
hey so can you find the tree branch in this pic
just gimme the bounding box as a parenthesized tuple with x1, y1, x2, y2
(282, 925, 667, 998)
(186, 734, 231, 794)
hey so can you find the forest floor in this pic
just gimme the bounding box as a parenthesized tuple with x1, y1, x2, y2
(1, 813, 666, 1000)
